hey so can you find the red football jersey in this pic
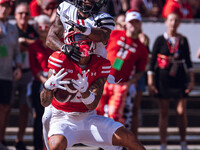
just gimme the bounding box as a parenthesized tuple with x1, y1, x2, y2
(106, 30, 148, 82)
(48, 51, 111, 112)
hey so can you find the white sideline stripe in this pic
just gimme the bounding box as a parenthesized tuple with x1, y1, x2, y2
(49, 56, 63, 63)
(102, 66, 111, 69)
(48, 60, 62, 67)
(101, 71, 110, 73)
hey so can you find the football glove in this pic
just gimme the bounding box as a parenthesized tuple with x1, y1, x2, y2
(61, 44, 81, 62)
(71, 71, 88, 93)
(44, 68, 70, 90)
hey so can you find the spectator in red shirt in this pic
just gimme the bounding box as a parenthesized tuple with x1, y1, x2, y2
(114, 12, 150, 138)
(29, 0, 42, 17)
(29, 14, 53, 150)
(96, 10, 148, 124)
(162, 0, 193, 19)
(29, 0, 58, 23)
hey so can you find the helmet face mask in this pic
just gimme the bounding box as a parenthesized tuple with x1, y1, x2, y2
(67, 0, 107, 15)
(65, 32, 96, 57)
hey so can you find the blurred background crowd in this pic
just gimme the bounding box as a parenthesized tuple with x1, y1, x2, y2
(0, 0, 200, 150)
(6, 0, 200, 20)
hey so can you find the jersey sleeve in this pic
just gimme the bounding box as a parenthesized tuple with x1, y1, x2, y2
(96, 56, 111, 79)
(182, 36, 193, 69)
(57, 2, 65, 17)
(94, 12, 115, 31)
(148, 36, 162, 72)
(48, 51, 67, 72)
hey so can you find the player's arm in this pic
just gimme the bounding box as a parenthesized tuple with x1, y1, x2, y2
(73, 23, 111, 44)
(40, 70, 54, 107)
(72, 18, 113, 45)
(88, 27, 111, 45)
(47, 17, 81, 62)
(127, 71, 144, 87)
(82, 77, 107, 110)
(40, 68, 69, 107)
(46, 16, 64, 51)
(40, 89, 54, 107)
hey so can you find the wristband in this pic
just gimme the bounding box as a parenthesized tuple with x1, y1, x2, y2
(82, 91, 95, 105)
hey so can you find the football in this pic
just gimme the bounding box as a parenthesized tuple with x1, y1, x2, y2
(53, 79, 77, 103)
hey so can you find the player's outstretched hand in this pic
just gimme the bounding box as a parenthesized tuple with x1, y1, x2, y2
(61, 44, 81, 62)
(72, 71, 88, 93)
(44, 68, 70, 90)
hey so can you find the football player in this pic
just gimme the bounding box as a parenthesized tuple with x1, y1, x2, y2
(40, 32, 146, 150)
(46, 0, 115, 59)
(42, 0, 116, 149)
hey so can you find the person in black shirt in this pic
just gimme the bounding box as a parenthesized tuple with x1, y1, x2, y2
(147, 12, 194, 150)
(11, 2, 38, 150)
